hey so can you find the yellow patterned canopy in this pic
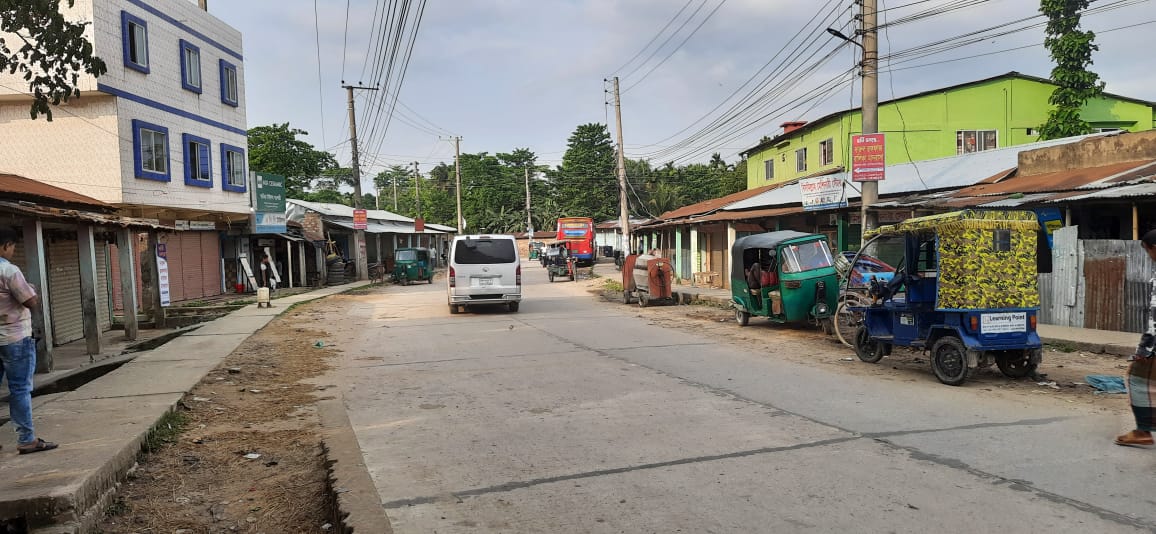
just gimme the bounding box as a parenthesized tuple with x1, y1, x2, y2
(865, 210, 1039, 239)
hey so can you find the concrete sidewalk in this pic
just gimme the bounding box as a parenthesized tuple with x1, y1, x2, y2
(0, 282, 365, 533)
(665, 281, 1139, 357)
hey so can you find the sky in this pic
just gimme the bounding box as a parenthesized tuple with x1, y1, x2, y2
(212, 0, 1156, 178)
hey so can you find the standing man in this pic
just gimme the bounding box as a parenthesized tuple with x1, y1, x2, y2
(258, 253, 273, 290)
(0, 228, 57, 454)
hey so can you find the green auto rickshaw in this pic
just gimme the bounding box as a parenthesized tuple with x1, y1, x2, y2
(529, 241, 545, 260)
(731, 231, 839, 329)
(392, 247, 433, 285)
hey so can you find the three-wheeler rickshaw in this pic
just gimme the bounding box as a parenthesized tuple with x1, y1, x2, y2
(546, 243, 575, 282)
(848, 210, 1044, 386)
(529, 241, 545, 261)
(731, 231, 839, 330)
(392, 247, 433, 285)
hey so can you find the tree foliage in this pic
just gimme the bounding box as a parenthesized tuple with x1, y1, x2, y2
(247, 124, 339, 198)
(552, 123, 618, 221)
(1038, 0, 1104, 140)
(0, 0, 107, 120)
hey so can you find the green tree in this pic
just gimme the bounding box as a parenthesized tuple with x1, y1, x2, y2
(373, 165, 411, 211)
(1, 0, 107, 120)
(553, 124, 617, 221)
(718, 159, 747, 197)
(1038, 0, 1104, 140)
(247, 124, 338, 198)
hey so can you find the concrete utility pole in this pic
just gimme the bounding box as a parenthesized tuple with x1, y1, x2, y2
(344, 84, 377, 281)
(611, 77, 632, 254)
(453, 136, 464, 232)
(413, 161, 421, 219)
(859, 0, 879, 236)
(524, 165, 533, 235)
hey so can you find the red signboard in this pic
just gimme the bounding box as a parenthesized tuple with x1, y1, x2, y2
(353, 209, 367, 230)
(851, 133, 886, 182)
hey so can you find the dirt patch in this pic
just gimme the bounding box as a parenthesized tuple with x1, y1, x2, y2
(96, 302, 340, 534)
(598, 292, 1132, 411)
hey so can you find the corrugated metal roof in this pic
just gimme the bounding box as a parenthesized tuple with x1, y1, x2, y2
(1048, 182, 1156, 202)
(955, 160, 1156, 197)
(286, 199, 415, 223)
(654, 182, 783, 221)
(326, 219, 448, 234)
(0, 201, 173, 229)
(724, 133, 1107, 212)
(0, 173, 109, 207)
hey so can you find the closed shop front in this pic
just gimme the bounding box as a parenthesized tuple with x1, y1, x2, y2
(161, 231, 222, 303)
(46, 234, 114, 346)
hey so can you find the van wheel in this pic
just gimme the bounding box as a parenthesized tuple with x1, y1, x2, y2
(508, 302, 519, 313)
(996, 350, 1037, 378)
(932, 336, 971, 386)
(449, 304, 459, 314)
(854, 326, 884, 363)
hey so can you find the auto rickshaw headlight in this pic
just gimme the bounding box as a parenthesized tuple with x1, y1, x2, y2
(816, 303, 829, 316)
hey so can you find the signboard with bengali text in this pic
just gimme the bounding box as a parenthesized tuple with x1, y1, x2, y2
(851, 133, 886, 182)
(353, 209, 368, 230)
(800, 175, 848, 211)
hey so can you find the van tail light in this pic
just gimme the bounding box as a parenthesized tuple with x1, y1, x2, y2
(1030, 314, 1037, 330)
(969, 315, 979, 332)
(516, 265, 522, 286)
(449, 267, 456, 288)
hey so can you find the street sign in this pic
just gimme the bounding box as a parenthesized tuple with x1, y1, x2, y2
(353, 209, 368, 230)
(851, 133, 886, 182)
(800, 175, 847, 211)
(253, 172, 287, 234)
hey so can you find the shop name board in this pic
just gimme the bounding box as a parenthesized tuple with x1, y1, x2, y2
(255, 212, 287, 234)
(156, 244, 171, 307)
(353, 209, 368, 230)
(254, 173, 286, 213)
(851, 133, 886, 182)
(175, 220, 217, 231)
(800, 175, 848, 211)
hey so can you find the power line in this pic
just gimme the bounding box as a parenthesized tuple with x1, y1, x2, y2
(610, 0, 698, 77)
(313, 0, 327, 147)
(340, 0, 351, 81)
(623, 0, 730, 93)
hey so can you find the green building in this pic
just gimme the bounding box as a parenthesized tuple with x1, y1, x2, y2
(743, 72, 1156, 189)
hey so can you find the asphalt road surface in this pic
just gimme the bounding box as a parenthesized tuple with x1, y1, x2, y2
(324, 263, 1156, 533)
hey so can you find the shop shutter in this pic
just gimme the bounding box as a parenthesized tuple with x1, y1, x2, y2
(48, 238, 83, 345)
(181, 232, 205, 300)
(200, 232, 222, 297)
(96, 242, 112, 331)
(165, 235, 185, 303)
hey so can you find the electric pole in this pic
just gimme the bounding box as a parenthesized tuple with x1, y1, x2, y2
(524, 165, 533, 236)
(859, 0, 879, 236)
(611, 77, 632, 254)
(413, 161, 421, 219)
(453, 136, 463, 232)
(343, 83, 378, 281)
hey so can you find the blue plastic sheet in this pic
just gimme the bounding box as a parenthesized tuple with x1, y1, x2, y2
(1085, 375, 1127, 394)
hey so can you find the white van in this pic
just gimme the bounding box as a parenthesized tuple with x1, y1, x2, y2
(447, 234, 522, 314)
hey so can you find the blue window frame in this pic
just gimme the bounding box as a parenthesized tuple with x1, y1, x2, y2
(132, 120, 170, 182)
(221, 143, 246, 192)
(182, 134, 212, 187)
(219, 60, 239, 107)
(179, 40, 202, 93)
(121, 11, 149, 74)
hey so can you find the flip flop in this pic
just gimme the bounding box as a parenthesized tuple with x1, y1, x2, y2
(17, 438, 58, 455)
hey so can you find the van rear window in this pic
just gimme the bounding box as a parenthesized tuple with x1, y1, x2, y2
(454, 239, 516, 264)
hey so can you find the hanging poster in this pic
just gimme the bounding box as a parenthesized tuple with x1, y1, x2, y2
(851, 133, 886, 182)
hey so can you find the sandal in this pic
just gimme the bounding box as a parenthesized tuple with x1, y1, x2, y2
(17, 438, 58, 455)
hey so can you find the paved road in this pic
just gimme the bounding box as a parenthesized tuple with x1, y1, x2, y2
(325, 263, 1156, 533)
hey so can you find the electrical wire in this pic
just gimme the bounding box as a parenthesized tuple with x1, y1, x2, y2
(340, 0, 351, 81)
(610, 0, 698, 77)
(313, 0, 327, 148)
(622, 0, 730, 93)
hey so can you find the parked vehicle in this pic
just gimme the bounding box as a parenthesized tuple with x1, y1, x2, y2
(545, 243, 575, 282)
(447, 234, 522, 314)
(392, 248, 433, 285)
(529, 241, 545, 260)
(556, 217, 597, 266)
(731, 231, 838, 329)
(848, 210, 1044, 386)
(622, 253, 675, 307)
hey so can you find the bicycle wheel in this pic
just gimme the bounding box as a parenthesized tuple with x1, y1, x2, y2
(834, 298, 866, 347)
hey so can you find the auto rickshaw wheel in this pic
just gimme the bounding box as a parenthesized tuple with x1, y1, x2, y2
(735, 308, 750, 326)
(995, 350, 1037, 378)
(638, 292, 649, 308)
(549, 271, 555, 283)
(853, 326, 884, 363)
(931, 336, 971, 386)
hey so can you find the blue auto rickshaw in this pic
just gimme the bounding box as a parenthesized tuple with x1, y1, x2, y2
(849, 210, 1044, 386)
